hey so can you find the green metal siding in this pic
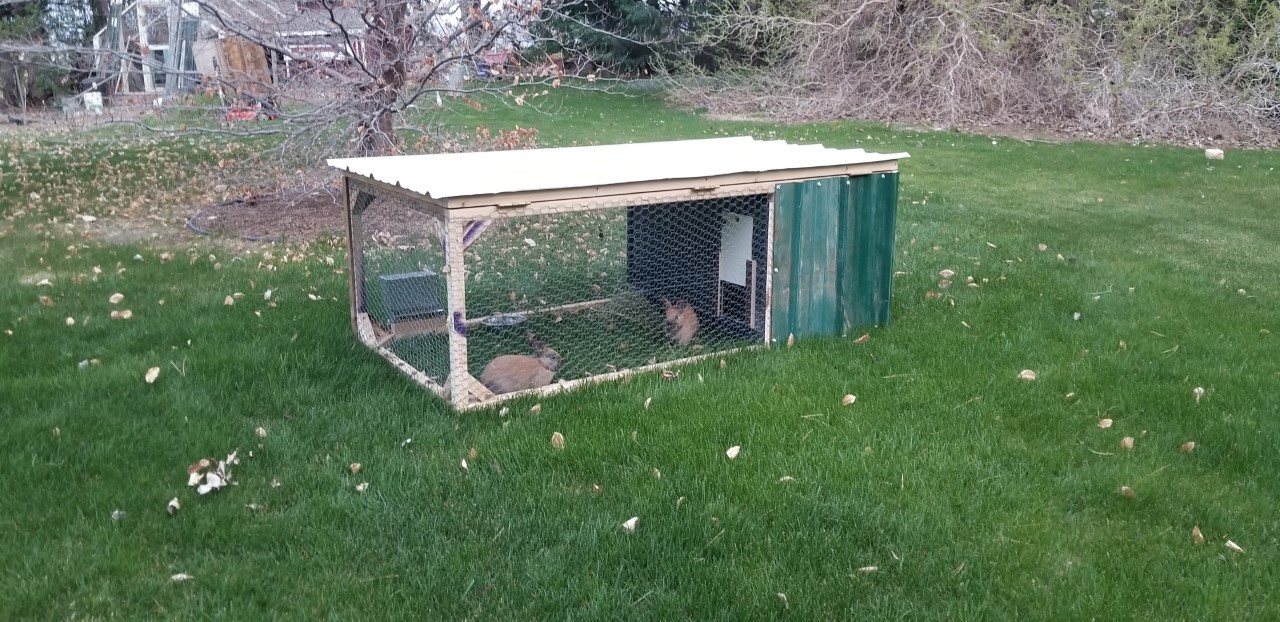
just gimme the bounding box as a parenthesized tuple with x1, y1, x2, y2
(771, 172, 899, 341)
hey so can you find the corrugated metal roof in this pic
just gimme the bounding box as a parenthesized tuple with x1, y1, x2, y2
(327, 137, 908, 201)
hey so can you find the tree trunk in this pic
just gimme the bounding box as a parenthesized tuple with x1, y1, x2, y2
(356, 0, 410, 156)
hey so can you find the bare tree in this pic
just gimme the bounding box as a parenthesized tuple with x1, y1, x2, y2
(672, 0, 1280, 145)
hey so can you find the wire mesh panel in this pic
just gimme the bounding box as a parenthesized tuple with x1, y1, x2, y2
(349, 180, 451, 389)
(459, 193, 771, 398)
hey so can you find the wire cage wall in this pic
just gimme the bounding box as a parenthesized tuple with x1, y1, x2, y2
(333, 137, 908, 410)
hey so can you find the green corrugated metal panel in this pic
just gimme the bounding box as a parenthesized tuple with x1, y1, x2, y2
(771, 172, 899, 341)
(841, 172, 899, 329)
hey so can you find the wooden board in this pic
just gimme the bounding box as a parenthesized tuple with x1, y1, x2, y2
(216, 36, 270, 95)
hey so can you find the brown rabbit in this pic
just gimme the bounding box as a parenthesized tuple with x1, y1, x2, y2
(479, 331, 564, 394)
(662, 298, 700, 347)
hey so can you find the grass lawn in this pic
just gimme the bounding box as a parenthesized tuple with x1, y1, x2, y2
(2, 87, 1279, 620)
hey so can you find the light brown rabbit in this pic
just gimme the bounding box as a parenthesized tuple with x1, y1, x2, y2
(479, 331, 564, 394)
(662, 298, 700, 347)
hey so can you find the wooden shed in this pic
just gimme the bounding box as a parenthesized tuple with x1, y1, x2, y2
(328, 137, 908, 410)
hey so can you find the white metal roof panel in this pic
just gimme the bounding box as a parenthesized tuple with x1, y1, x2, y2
(327, 136, 908, 201)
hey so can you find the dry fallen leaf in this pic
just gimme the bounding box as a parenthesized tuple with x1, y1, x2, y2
(726, 445, 741, 460)
(65, 317, 75, 327)
(263, 289, 273, 301)
(1180, 441, 1197, 453)
(1192, 525, 1205, 544)
(777, 593, 789, 609)
(853, 333, 870, 344)
(1017, 369, 1037, 381)
(786, 333, 795, 348)
(643, 397, 652, 410)
(652, 468, 661, 479)
(355, 482, 369, 493)
(145, 366, 160, 384)
(459, 459, 469, 473)
(1098, 418, 1114, 429)
(167, 497, 180, 515)
(467, 447, 478, 460)
(224, 295, 235, 306)
(939, 269, 956, 279)
(171, 573, 194, 582)
(1065, 392, 1078, 402)
(349, 462, 362, 474)
(551, 432, 565, 450)
(1225, 540, 1244, 554)
(622, 516, 639, 533)
(842, 394, 857, 406)
(719, 359, 726, 368)
(591, 483, 601, 494)
(1120, 436, 1135, 450)
(857, 566, 879, 574)
(255, 426, 267, 438)
(1038, 243, 1048, 252)
(1193, 387, 1205, 404)
(529, 403, 541, 414)
(778, 476, 797, 483)
(109, 293, 124, 304)
(1119, 485, 1136, 498)
(39, 295, 53, 307)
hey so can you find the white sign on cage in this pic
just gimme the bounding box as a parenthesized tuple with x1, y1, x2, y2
(719, 212, 754, 287)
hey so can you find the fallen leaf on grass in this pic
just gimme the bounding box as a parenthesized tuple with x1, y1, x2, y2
(350, 463, 362, 474)
(255, 426, 267, 438)
(1225, 540, 1244, 554)
(529, 403, 541, 414)
(65, 317, 75, 327)
(786, 333, 795, 348)
(726, 445, 741, 460)
(1038, 243, 1048, 251)
(1193, 387, 1205, 404)
(842, 394, 857, 406)
(111, 509, 126, 521)
(1119, 485, 1135, 498)
(939, 269, 956, 279)
(355, 482, 369, 493)
(1120, 436, 1135, 450)
(167, 497, 180, 515)
(857, 566, 879, 574)
(145, 367, 160, 384)
(1192, 526, 1205, 544)
(109, 293, 124, 304)
(459, 459, 469, 473)
(467, 447, 478, 460)
(853, 333, 870, 344)
(778, 476, 797, 483)
(643, 397, 652, 410)
(263, 289, 273, 301)
(591, 484, 601, 494)
(652, 468, 661, 479)
(170, 573, 193, 582)
(1180, 441, 1196, 453)
(39, 295, 54, 307)
(622, 517, 638, 533)
(1098, 418, 1114, 429)
(224, 296, 235, 306)
(1017, 370, 1037, 381)
(550, 432, 565, 449)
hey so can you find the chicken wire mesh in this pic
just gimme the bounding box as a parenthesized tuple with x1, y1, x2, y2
(461, 193, 771, 397)
(350, 181, 451, 388)
(349, 183, 773, 405)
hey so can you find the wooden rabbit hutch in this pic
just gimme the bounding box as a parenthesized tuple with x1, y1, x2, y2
(328, 137, 908, 410)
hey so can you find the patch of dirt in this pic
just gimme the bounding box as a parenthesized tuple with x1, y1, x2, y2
(189, 187, 346, 241)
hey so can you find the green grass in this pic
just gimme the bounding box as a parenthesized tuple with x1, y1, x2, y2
(2, 88, 1280, 620)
